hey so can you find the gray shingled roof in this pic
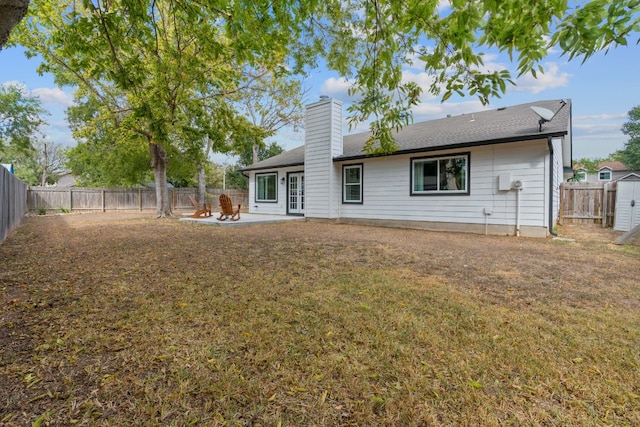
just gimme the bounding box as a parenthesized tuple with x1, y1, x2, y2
(241, 99, 571, 172)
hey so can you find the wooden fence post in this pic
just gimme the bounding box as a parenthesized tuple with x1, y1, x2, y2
(602, 183, 608, 228)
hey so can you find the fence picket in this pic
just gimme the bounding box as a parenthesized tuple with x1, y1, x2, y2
(559, 182, 617, 227)
(1, 167, 28, 243)
(26, 187, 248, 214)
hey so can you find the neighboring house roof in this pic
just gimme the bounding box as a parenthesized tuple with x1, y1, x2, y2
(242, 99, 571, 172)
(618, 173, 640, 181)
(598, 161, 627, 171)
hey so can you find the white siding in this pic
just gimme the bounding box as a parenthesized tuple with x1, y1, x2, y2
(551, 137, 564, 227)
(247, 167, 303, 215)
(304, 98, 343, 218)
(338, 140, 550, 230)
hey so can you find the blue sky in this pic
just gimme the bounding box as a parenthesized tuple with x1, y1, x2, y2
(1, 36, 639, 164)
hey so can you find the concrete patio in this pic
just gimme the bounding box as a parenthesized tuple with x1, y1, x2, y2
(179, 213, 305, 227)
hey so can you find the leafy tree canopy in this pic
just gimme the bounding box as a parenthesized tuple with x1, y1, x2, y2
(0, 83, 48, 159)
(12, 0, 639, 156)
(12, 0, 278, 214)
(573, 156, 616, 173)
(238, 142, 285, 168)
(8, 0, 640, 213)
(65, 96, 212, 187)
(616, 105, 640, 170)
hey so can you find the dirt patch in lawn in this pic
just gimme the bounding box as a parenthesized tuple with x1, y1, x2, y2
(1, 213, 639, 426)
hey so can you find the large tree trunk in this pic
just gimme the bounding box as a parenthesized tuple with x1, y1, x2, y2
(149, 142, 172, 217)
(40, 142, 47, 186)
(197, 165, 206, 206)
(0, 0, 29, 49)
(252, 144, 259, 165)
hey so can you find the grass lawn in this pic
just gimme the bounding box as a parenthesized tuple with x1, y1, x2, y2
(1, 213, 639, 426)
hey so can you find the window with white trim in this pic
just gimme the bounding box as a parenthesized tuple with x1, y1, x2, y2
(256, 172, 277, 202)
(598, 170, 612, 181)
(411, 154, 469, 195)
(343, 164, 363, 203)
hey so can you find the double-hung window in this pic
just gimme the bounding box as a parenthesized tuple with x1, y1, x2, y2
(256, 172, 277, 202)
(598, 170, 612, 181)
(343, 164, 363, 203)
(411, 153, 469, 195)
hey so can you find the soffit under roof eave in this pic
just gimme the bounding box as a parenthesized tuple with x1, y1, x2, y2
(239, 161, 305, 173)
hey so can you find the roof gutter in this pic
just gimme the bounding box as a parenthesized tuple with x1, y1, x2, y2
(548, 137, 558, 236)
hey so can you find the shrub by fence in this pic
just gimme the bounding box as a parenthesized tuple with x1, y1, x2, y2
(27, 187, 248, 214)
(1, 166, 28, 243)
(559, 182, 617, 227)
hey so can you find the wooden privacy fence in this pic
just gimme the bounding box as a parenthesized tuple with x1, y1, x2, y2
(27, 187, 248, 213)
(1, 166, 28, 243)
(207, 189, 249, 212)
(559, 182, 617, 227)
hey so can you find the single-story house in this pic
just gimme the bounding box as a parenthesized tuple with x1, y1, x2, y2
(241, 97, 573, 237)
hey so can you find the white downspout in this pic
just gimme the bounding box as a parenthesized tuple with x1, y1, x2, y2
(516, 187, 521, 237)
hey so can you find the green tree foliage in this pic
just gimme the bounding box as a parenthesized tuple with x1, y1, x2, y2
(0, 83, 48, 159)
(15, 140, 66, 185)
(65, 96, 151, 187)
(13, 0, 281, 216)
(65, 96, 203, 187)
(0, 83, 60, 185)
(573, 157, 614, 173)
(238, 142, 285, 169)
(226, 141, 286, 190)
(570, 156, 617, 182)
(233, 72, 306, 164)
(323, 0, 640, 154)
(10, 0, 640, 206)
(617, 105, 640, 170)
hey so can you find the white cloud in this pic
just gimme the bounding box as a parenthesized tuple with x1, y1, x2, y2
(571, 113, 627, 158)
(574, 113, 627, 122)
(320, 77, 356, 101)
(574, 122, 623, 135)
(404, 49, 427, 72)
(511, 62, 571, 94)
(31, 87, 74, 107)
(401, 69, 437, 102)
(411, 100, 490, 123)
(573, 134, 626, 159)
(437, 0, 451, 13)
(572, 113, 626, 139)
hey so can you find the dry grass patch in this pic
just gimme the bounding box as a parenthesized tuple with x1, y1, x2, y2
(1, 213, 639, 426)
